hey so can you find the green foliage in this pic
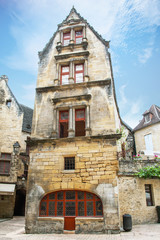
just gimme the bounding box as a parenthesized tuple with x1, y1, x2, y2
(135, 165, 160, 179)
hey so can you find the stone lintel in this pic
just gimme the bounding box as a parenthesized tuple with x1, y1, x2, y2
(52, 94, 91, 104)
(27, 134, 121, 147)
(55, 50, 89, 60)
(36, 79, 111, 93)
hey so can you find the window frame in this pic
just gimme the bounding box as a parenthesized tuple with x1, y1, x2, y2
(59, 110, 69, 138)
(64, 157, 75, 170)
(75, 108, 85, 137)
(39, 190, 103, 217)
(75, 30, 83, 44)
(145, 184, 154, 206)
(63, 31, 71, 46)
(60, 65, 70, 85)
(0, 153, 11, 175)
(74, 63, 84, 83)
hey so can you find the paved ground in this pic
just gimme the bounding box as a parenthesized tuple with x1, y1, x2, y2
(0, 217, 160, 240)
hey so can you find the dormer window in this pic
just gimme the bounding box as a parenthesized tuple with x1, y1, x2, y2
(63, 32, 70, 46)
(75, 30, 83, 44)
(144, 114, 150, 123)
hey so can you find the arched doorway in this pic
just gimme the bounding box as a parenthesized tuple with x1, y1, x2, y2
(14, 189, 26, 216)
(39, 190, 103, 230)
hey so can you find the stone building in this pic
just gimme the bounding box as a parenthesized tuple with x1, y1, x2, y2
(25, 8, 160, 234)
(0, 75, 33, 218)
(25, 7, 122, 234)
(133, 104, 160, 159)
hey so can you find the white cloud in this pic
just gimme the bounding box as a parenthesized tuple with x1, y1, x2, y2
(4, 0, 159, 74)
(138, 47, 153, 64)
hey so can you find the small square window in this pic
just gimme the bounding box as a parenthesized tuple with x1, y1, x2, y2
(64, 157, 75, 170)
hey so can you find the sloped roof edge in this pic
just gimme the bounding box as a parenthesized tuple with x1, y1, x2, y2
(133, 104, 160, 132)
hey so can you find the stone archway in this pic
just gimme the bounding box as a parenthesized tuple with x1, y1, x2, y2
(14, 189, 26, 216)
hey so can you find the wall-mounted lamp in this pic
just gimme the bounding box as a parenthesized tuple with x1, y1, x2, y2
(13, 141, 21, 154)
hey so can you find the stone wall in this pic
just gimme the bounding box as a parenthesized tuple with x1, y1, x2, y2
(118, 159, 160, 226)
(119, 177, 160, 225)
(25, 137, 120, 233)
(0, 193, 16, 218)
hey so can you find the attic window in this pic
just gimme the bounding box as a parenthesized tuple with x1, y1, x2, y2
(75, 30, 83, 44)
(6, 100, 11, 108)
(144, 114, 150, 123)
(63, 32, 70, 46)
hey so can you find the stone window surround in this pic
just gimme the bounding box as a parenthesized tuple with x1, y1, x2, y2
(57, 24, 87, 46)
(54, 58, 89, 85)
(52, 103, 91, 139)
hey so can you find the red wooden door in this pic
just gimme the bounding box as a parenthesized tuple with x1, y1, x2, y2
(64, 217, 75, 230)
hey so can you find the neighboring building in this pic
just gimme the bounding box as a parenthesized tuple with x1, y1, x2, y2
(133, 104, 160, 158)
(0, 75, 33, 218)
(25, 7, 122, 234)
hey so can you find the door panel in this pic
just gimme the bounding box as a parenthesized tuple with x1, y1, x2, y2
(64, 217, 75, 230)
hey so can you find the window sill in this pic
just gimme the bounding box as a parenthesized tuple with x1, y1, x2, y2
(38, 217, 64, 221)
(62, 170, 75, 174)
(76, 217, 104, 220)
(0, 173, 10, 176)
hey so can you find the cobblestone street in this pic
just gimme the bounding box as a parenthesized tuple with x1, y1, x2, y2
(0, 217, 160, 240)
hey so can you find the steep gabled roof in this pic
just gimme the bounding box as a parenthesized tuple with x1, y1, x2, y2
(20, 104, 33, 133)
(133, 104, 160, 132)
(38, 7, 109, 61)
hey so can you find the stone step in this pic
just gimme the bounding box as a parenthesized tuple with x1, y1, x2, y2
(63, 230, 75, 234)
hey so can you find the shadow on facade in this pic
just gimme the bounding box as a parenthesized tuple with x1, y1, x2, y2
(14, 189, 26, 216)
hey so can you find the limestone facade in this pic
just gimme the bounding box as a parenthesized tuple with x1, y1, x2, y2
(119, 160, 160, 225)
(0, 75, 33, 218)
(25, 7, 121, 234)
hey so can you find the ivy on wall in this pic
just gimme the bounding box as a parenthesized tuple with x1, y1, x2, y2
(135, 165, 160, 179)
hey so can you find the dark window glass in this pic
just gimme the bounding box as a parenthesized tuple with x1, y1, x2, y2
(65, 202, 75, 216)
(86, 192, 93, 199)
(57, 202, 63, 216)
(78, 191, 84, 200)
(87, 202, 93, 216)
(145, 184, 154, 206)
(48, 202, 55, 216)
(49, 193, 55, 200)
(40, 202, 47, 215)
(65, 157, 75, 170)
(57, 192, 63, 200)
(96, 201, 103, 216)
(78, 202, 84, 216)
(66, 191, 75, 200)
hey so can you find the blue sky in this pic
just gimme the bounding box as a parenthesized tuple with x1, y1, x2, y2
(0, 0, 160, 128)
